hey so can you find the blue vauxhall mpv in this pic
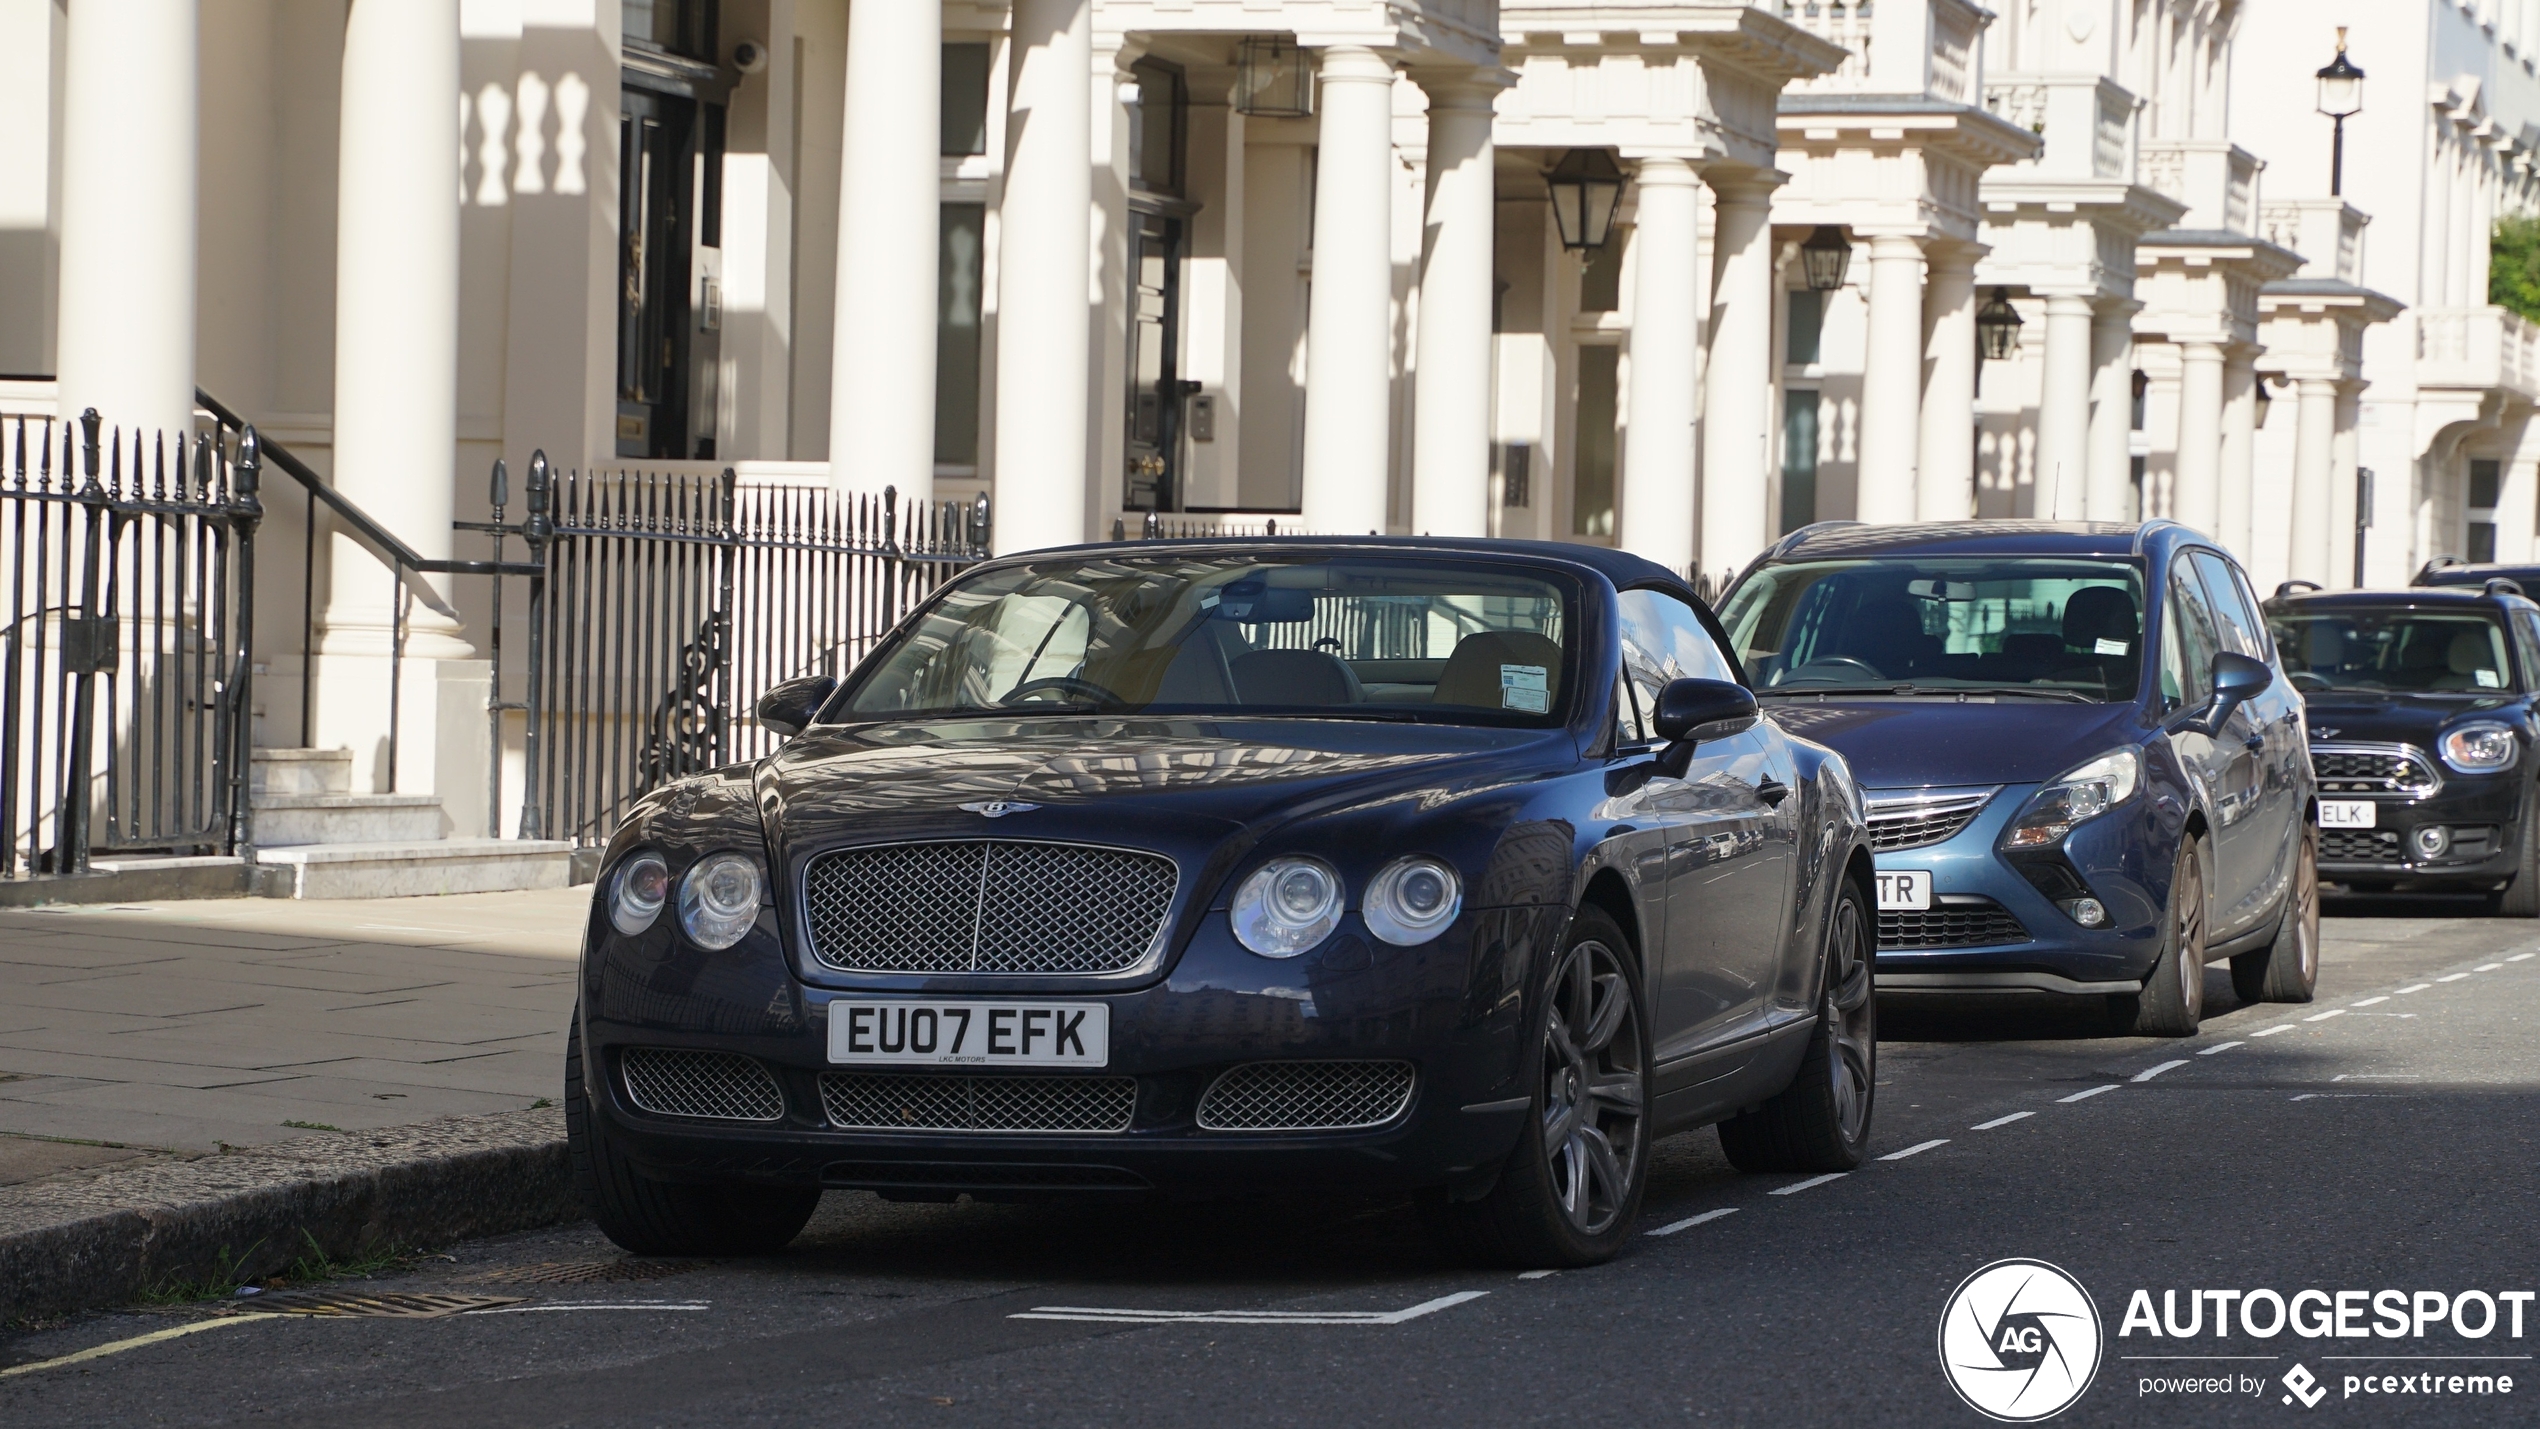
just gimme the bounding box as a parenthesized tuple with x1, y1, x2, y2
(1716, 521, 2319, 1035)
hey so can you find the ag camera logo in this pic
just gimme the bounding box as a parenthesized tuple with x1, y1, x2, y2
(1939, 1259, 2105, 1421)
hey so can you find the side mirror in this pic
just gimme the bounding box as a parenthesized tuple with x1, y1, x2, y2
(2190, 651, 2270, 735)
(1651, 678, 1759, 776)
(755, 675, 838, 738)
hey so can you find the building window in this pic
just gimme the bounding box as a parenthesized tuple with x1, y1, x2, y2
(1580, 238, 1623, 314)
(2129, 455, 2146, 520)
(1786, 289, 1824, 366)
(1573, 346, 1619, 538)
(624, 0, 716, 61)
(1130, 59, 1186, 196)
(2131, 370, 2148, 431)
(2471, 459, 2502, 563)
(1780, 390, 1819, 534)
(1499, 442, 1532, 509)
(936, 203, 986, 468)
(942, 44, 992, 157)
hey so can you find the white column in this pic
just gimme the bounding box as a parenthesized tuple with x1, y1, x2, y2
(830, 0, 940, 500)
(1410, 75, 1498, 538)
(1620, 156, 1701, 572)
(56, 0, 197, 440)
(1855, 234, 1924, 525)
(2171, 341, 2225, 536)
(2287, 376, 2337, 585)
(2332, 382, 2364, 584)
(2085, 300, 2135, 521)
(2218, 348, 2258, 557)
(991, 0, 1093, 554)
(2037, 294, 2094, 520)
(1700, 170, 1780, 583)
(1301, 46, 1397, 535)
(1917, 243, 1979, 522)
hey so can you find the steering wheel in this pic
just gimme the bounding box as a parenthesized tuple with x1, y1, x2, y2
(2288, 671, 2332, 693)
(1313, 636, 1343, 654)
(1780, 656, 1884, 683)
(1000, 675, 1123, 707)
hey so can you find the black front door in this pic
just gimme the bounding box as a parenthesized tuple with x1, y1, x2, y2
(618, 88, 697, 459)
(1124, 210, 1186, 511)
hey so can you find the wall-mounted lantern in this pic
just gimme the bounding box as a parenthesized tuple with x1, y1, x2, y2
(1976, 287, 2024, 360)
(1799, 225, 1853, 291)
(1546, 149, 1626, 252)
(1235, 36, 1313, 119)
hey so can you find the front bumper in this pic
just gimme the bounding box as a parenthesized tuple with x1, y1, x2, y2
(578, 903, 1564, 1197)
(2315, 775, 2525, 891)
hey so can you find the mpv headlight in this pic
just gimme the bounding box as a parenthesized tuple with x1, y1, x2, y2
(610, 851, 670, 935)
(2002, 749, 2141, 850)
(1231, 856, 1344, 957)
(2440, 722, 2519, 774)
(677, 852, 764, 950)
(1364, 856, 1463, 946)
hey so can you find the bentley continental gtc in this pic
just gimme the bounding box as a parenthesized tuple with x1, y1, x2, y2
(567, 538, 1876, 1267)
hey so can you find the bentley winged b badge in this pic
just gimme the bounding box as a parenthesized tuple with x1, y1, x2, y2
(958, 800, 1041, 818)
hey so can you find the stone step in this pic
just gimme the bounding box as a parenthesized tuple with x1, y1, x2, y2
(250, 747, 353, 796)
(252, 839, 576, 900)
(249, 793, 444, 846)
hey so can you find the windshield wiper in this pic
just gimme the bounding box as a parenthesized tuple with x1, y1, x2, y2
(1758, 683, 2098, 703)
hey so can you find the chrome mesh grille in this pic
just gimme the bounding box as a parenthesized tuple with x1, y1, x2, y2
(2311, 743, 2441, 797)
(1877, 898, 2032, 950)
(819, 1073, 1136, 1133)
(621, 1047, 785, 1122)
(1865, 790, 1996, 852)
(1196, 1061, 1416, 1132)
(803, 840, 1177, 974)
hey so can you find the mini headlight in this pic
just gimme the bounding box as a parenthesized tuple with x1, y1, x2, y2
(677, 852, 764, 950)
(1365, 856, 1464, 946)
(2002, 748, 2142, 850)
(2439, 723, 2519, 774)
(1230, 856, 1344, 957)
(610, 851, 670, 935)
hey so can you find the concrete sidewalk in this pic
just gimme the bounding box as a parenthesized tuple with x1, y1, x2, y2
(0, 887, 589, 1165)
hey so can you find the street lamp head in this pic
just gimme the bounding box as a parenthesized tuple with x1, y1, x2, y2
(1799, 225, 1853, 292)
(2316, 28, 2365, 120)
(1234, 36, 1314, 119)
(1976, 287, 2024, 361)
(1547, 148, 1627, 253)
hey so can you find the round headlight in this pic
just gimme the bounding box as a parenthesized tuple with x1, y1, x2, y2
(1230, 857, 1344, 957)
(1364, 856, 1463, 945)
(677, 852, 764, 950)
(2439, 722, 2519, 774)
(610, 852, 670, 935)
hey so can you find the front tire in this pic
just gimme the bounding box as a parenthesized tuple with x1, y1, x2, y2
(2233, 828, 2319, 1003)
(1718, 876, 1875, 1173)
(2490, 808, 2540, 918)
(2123, 837, 2208, 1036)
(1425, 906, 1650, 1268)
(566, 1013, 820, 1256)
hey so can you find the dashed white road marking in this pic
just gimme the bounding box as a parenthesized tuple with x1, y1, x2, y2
(2475, 963, 2502, 972)
(1971, 1111, 2034, 1130)
(2059, 1084, 2120, 1103)
(1013, 1291, 1488, 1326)
(2304, 1009, 2348, 1022)
(1879, 1139, 1949, 1161)
(2133, 1060, 2188, 1082)
(0, 1314, 284, 1379)
(2251, 1024, 2298, 1038)
(2510, 953, 2535, 962)
(464, 1302, 709, 1315)
(2438, 973, 2472, 983)
(1769, 1173, 1848, 1196)
(1517, 1270, 1559, 1280)
(2199, 1041, 2245, 1056)
(2350, 996, 2389, 1008)
(2396, 984, 2432, 994)
(1645, 1208, 1740, 1237)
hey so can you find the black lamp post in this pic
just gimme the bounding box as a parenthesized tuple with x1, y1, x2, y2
(1546, 149, 1626, 252)
(1976, 287, 2024, 360)
(2316, 28, 2365, 197)
(1799, 225, 1852, 291)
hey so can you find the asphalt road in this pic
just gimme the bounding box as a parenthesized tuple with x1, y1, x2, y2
(6, 898, 2536, 1427)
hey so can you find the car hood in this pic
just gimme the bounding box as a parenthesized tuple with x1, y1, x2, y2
(1761, 698, 2143, 790)
(2299, 693, 2525, 746)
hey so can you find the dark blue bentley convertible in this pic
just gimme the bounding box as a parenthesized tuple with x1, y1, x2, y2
(569, 538, 1875, 1266)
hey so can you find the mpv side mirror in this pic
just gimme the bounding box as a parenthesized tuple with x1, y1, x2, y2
(2189, 651, 2270, 735)
(756, 675, 838, 738)
(1652, 677, 1759, 777)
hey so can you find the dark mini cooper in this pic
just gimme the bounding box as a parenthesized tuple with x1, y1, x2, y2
(2265, 579, 2540, 911)
(567, 538, 1876, 1266)
(1717, 521, 2320, 1037)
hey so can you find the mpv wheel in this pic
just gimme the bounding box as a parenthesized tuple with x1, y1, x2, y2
(2123, 838, 2208, 1036)
(1719, 876, 1875, 1173)
(2233, 827, 2319, 1003)
(2489, 807, 2540, 918)
(1425, 905, 1650, 1267)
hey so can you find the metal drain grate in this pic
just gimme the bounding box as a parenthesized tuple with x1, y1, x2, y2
(459, 1260, 703, 1286)
(224, 1291, 526, 1318)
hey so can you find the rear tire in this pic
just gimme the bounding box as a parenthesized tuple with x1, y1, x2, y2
(567, 1012, 819, 1256)
(2233, 828, 2319, 1003)
(2123, 837, 2208, 1037)
(2490, 808, 2540, 918)
(1717, 877, 1876, 1174)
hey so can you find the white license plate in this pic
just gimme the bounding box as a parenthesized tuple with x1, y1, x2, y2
(1875, 870, 1933, 911)
(2318, 800, 2378, 830)
(826, 1001, 1109, 1067)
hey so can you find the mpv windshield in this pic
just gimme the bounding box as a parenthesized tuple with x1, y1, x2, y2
(2266, 610, 2518, 693)
(840, 555, 1575, 724)
(1718, 558, 2148, 701)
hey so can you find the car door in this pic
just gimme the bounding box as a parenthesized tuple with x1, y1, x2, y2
(2162, 564, 2262, 933)
(1616, 589, 1798, 1063)
(2193, 550, 2303, 923)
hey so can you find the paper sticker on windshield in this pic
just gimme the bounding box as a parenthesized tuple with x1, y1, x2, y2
(1500, 664, 1550, 713)
(2479, 668, 2503, 688)
(2094, 638, 2129, 656)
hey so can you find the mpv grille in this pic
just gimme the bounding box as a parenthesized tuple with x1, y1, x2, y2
(1195, 1061, 1416, 1131)
(1864, 790, 1997, 852)
(818, 1072, 1137, 1134)
(621, 1047, 785, 1122)
(801, 840, 1177, 974)
(1877, 898, 2031, 950)
(2320, 827, 2404, 864)
(2310, 743, 2441, 798)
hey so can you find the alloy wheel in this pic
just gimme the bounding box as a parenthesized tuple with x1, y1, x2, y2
(1539, 939, 1646, 1237)
(1822, 895, 1875, 1145)
(2292, 838, 2320, 983)
(2176, 853, 2207, 1004)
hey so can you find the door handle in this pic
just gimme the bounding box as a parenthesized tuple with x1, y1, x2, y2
(1756, 779, 1791, 808)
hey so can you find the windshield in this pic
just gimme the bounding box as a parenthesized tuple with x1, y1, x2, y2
(838, 555, 1575, 724)
(1717, 558, 2148, 701)
(2266, 610, 2517, 693)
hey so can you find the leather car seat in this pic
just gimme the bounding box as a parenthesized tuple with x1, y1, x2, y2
(2432, 628, 2500, 690)
(1433, 630, 1567, 710)
(1229, 648, 1364, 706)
